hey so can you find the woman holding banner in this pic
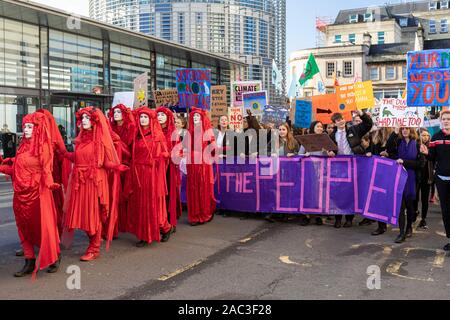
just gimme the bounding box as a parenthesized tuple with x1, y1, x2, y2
(387, 127, 426, 243)
(420, 111, 450, 251)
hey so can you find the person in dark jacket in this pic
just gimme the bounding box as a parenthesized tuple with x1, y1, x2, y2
(421, 111, 450, 251)
(387, 127, 426, 243)
(415, 128, 434, 230)
(328, 110, 373, 228)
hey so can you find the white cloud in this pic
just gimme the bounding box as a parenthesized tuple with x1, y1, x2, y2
(32, 0, 90, 17)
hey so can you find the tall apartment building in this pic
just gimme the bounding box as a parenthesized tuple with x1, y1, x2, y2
(89, 0, 287, 105)
(289, 1, 450, 100)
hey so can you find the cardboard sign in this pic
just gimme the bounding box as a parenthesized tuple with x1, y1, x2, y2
(407, 49, 450, 107)
(134, 72, 148, 108)
(312, 94, 352, 125)
(243, 91, 267, 116)
(377, 98, 425, 127)
(231, 81, 262, 108)
(211, 85, 228, 128)
(153, 89, 179, 107)
(297, 134, 337, 153)
(229, 107, 243, 130)
(176, 68, 211, 111)
(294, 99, 312, 129)
(261, 105, 289, 127)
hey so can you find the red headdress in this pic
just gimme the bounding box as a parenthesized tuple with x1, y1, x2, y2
(108, 104, 136, 146)
(188, 107, 215, 150)
(156, 107, 178, 151)
(36, 109, 66, 153)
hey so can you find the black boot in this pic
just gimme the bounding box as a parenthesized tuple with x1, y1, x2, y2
(395, 234, 406, 244)
(371, 228, 386, 236)
(15, 249, 24, 257)
(47, 256, 61, 274)
(161, 227, 174, 243)
(14, 259, 36, 278)
(300, 216, 310, 226)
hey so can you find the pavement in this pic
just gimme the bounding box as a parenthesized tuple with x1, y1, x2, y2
(1, 179, 450, 300)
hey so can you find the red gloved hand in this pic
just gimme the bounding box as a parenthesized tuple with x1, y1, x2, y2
(48, 183, 61, 191)
(115, 164, 130, 172)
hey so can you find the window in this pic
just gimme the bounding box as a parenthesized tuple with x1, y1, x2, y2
(335, 35, 342, 43)
(399, 17, 408, 27)
(326, 62, 336, 77)
(349, 34, 356, 43)
(378, 31, 385, 44)
(386, 66, 397, 80)
(370, 67, 380, 81)
(429, 1, 438, 10)
(430, 20, 437, 33)
(402, 66, 407, 79)
(343, 61, 353, 77)
(349, 14, 358, 23)
(364, 13, 374, 22)
(441, 19, 448, 33)
(441, 0, 449, 9)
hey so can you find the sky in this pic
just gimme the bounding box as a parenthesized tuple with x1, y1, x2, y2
(34, 0, 402, 56)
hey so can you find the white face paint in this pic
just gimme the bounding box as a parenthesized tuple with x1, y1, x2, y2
(113, 108, 123, 122)
(157, 112, 168, 125)
(23, 123, 34, 139)
(82, 114, 92, 130)
(140, 114, 150, 127)
(193, 113, 201, 125)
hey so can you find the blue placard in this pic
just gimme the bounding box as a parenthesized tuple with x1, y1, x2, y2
(407, 49, 450, 107)
(295, 100, 312, 129)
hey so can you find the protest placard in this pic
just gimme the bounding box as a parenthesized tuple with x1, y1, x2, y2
(312, 93, 352, 124)
(377, 98, 425, 127)
(153, 89, 179, 107)
(211, 85, 228, 128)
(297, 134, 337, 153)
(243, 91, 267, 116)
(261, 105, 289, 127)
(176, 68, 211, 111)
(112, 92, 134, 109)
(231, 81, 262, 108)
(354, 81, 375, 110)
(407, 49, 450, 107)
(133, 72, 148, 108)
(294, 99, 312, 129)
(229, 107, 243, 130)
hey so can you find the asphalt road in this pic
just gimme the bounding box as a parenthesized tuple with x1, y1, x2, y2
(1, 180, 450, 300)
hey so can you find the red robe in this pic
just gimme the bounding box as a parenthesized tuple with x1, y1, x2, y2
(126, 129, 170, 243)
(0, 139, 60, 272)
(186, 111, 217, 224)
(64, 130, 114, 236)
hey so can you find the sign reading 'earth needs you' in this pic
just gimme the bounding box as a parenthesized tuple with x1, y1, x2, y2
(176, 68, 211, 111)
(407, 49, 450, 107)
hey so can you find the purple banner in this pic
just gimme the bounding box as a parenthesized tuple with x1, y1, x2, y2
(181, 156, 408, 226)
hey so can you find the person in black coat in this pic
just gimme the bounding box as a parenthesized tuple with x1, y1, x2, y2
(328, 110, 373, 228)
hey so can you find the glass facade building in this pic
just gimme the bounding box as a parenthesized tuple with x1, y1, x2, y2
(0, 0, 244, 138)
(89, 0, 287, 105)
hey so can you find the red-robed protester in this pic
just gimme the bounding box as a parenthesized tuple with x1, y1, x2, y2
(62, 107, 127, 262)
(0, 112, 61, 278)
(125, 107, 174, 247)
(156, 107, 182, 228)
(37, 109, 68, 236)
(185, 107, 218, 226)
(108, 104, 136, 234)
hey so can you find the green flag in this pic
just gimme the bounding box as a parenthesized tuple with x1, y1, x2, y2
(299, 53, 320, 86)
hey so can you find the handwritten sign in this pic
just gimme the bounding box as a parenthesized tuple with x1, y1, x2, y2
(243, 91, 267, 116)
(153, 89, 179, 107)
(211, 85, 228, 128)
(231, 81, 262, 108)
(176, 68, 211, 111)
(336, 81, 374, 111)
(262, 105, 289, 127)
(377, 98, 425, 127)
(294, 100, 312, 129)
(407, 49, 450, 107)
(229, 107, 243, 130)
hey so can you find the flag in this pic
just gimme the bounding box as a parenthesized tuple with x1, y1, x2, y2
(299, 53, 320, 86)
(317, 80, 326, 94)
(288, 72, 299, 98)
(272, 60, 282, 91)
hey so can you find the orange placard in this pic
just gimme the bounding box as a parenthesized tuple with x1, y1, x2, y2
(312, 93, 352, 124)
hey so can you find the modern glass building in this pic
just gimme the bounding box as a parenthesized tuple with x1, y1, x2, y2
(0, 0, 245, 139)
(90, 0, 287, 105)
